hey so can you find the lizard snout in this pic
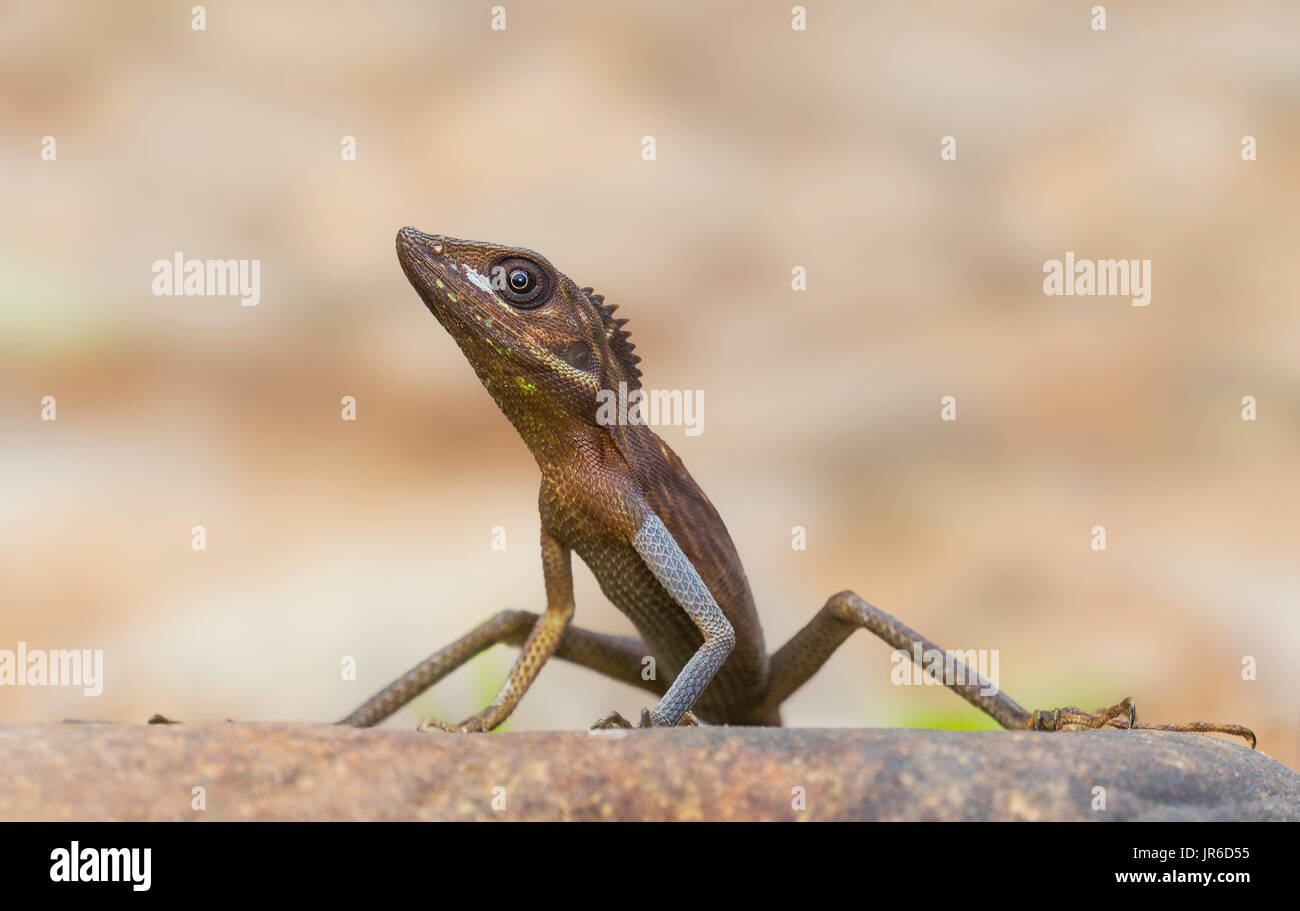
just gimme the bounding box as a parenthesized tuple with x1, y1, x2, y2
(396, 226, 448, 259)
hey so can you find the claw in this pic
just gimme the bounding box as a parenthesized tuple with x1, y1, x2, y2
(590, 710, 637, 730)
(418, 711, 499, 733)
(590, 708, 700, 729)
(1030, 696, 1255, 748)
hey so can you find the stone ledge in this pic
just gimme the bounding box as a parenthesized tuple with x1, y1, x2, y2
(0, 722, 1294, 821)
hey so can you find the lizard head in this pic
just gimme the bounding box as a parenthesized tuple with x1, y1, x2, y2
(396, 227, 643, 443)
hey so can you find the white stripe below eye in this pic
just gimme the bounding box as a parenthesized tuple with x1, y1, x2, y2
(465, 266, 494, 294)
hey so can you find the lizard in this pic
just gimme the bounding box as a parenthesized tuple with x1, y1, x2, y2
(340, 226, 1255, 748)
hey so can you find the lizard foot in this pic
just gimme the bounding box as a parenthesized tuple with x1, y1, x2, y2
(416, 715, 492, 734)
(1029, 696, 1256, 749)
(589, 709, 699, 729)
(590, 709, 640, 729)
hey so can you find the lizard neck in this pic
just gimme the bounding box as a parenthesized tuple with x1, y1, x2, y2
(495, 393, 613, 477)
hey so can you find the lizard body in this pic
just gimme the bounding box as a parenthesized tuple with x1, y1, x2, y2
(341, 227, 1254, 747)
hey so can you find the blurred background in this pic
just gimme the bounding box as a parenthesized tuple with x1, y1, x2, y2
(2, 0, 1296, 768)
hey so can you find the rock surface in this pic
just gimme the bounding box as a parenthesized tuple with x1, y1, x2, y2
(0, 723, 1294, 821)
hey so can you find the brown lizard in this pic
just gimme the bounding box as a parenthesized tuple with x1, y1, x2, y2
(340, 227, 1255, 748)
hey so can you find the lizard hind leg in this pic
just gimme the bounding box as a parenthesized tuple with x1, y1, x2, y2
(759, 590, 1034, 729)
(759, 591, 1256, 748)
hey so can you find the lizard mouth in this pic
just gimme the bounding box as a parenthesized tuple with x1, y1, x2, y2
(396, 226, 460, 325)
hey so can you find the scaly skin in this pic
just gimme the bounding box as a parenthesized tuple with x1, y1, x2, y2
(339, 228, 1255, 748)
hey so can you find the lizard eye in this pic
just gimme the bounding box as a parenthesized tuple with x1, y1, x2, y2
(492, 258, 550, 309)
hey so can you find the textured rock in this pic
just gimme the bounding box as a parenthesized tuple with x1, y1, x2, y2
(0, 723, 1294, 821)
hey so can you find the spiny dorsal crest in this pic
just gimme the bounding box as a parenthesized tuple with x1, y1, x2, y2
(581, 286, 642, 388)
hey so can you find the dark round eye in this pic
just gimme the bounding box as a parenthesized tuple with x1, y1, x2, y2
(493, 257, 550, 309)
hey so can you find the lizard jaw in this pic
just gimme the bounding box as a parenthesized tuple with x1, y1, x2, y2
(395, 226, 456, 325)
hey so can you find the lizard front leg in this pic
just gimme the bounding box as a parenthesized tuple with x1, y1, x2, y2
(417, 528, 575, 733)
(593, 512, 734, 728)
